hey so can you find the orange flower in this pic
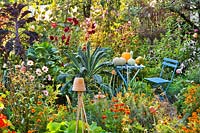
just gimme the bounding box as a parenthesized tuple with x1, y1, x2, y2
(125, 109, 131, 115)
(36, 119, 41, 123)
(178, 115, 182, 119)
(196, 108, 200, 113)
(182, 126, 187, 131)
(112, 97, 118, 103)
(31, 109, 36, 113)
(113, 109, 119, 113)
(192, 112, 197, 118)
(114, 104, 119, 108)
(119, 103, 125, 106)
(27, 130, 36, 133)
(102, 115, 107, 119)
(38, 112, 44, 116)
(149, 106, 156, 114)
(113, 115, 118, 119)
(48, 117, 54, 122)
(37, 101, 42, 105)
(119, 108, 125, 112)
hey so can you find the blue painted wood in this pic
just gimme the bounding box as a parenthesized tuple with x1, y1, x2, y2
(145, 57, 179, 100)
(163, 57, 179, 64)
(115, 64, 145, 90)
(145, 77, 170, 84)
(162, 62, 178, 68)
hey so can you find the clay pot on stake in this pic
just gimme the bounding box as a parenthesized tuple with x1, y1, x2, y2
(72, 77, 89, 133)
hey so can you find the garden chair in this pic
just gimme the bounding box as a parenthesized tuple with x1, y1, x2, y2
(144, 58, 178, 100)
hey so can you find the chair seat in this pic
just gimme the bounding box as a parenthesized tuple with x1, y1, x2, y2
(144, 77, 171, 84)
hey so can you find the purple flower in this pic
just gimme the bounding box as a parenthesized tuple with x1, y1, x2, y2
(194, 29, 198, 33)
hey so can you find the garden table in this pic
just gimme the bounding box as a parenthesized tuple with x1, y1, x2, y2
(115, 64, 145, 89)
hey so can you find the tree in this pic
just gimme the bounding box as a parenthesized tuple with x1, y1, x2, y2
(163, 0, 200, 33)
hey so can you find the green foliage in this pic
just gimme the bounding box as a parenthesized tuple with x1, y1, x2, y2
(46, 121, 68, 133)
(186, 65, 200, 84)
(46, 120, 105, 133)
(58, 42, 112, 94)
(167, 77, 188, 96)
(27, 42, 63, 79)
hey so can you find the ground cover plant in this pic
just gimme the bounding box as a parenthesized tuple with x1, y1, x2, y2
(0, 0, 200, 133)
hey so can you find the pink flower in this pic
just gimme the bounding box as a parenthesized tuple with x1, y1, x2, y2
(194, 29, 198, 33)
(42, 90, 49, 96)
(42, 66, 48, 73)
(29, 75, 35, 82)
(20, 66, 26, 73)
(51, 22, 57, 28)
(36, 68, 42, 76)
(47, 74, 51, 81)
(176, 69, 182, 74)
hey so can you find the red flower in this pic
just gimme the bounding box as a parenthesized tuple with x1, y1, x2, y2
(64, 26, 70, 32)
(87, 29, 95, 34)
(82, 45, 86, 51)
(0, 114, 8, 128)
(49, 36, 54, 40)
(67, 17, 73, 23)
(66, 35, 70, 42)
(54, 36, 58, 41)
(92, 23, 96, 29)
(73, 18, 79, 25)
(61, 35, 66, 41)
(102, 115, 107, 119)
(65, 35, 70, 45)
(51, 22, 57, 28)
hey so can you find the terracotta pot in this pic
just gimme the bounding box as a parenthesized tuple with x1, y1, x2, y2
(72, 77, 86, 92)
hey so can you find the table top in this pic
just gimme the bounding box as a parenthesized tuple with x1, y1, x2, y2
(115, 64, 145, 69)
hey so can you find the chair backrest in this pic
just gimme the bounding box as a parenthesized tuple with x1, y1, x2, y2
(160, 58, 179, 81)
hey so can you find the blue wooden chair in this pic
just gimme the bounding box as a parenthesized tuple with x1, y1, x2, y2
(145, 58, 178, 98)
